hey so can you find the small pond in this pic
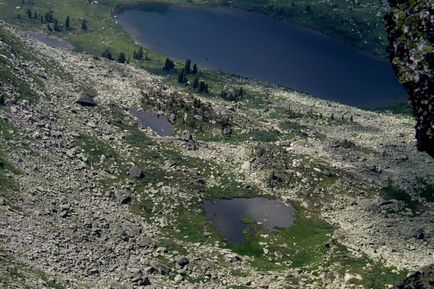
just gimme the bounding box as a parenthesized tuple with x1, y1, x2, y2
(204, 198, 296, 243)
(29, 31, 73, 49)
(129, 108, 173, 137)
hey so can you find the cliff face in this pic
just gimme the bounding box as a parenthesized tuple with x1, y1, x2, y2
(385, 1, 434, 158)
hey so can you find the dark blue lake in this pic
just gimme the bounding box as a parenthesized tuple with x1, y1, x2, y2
(117, 4, 407, 108)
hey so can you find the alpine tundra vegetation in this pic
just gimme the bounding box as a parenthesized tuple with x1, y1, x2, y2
(0, 1, 433, 289)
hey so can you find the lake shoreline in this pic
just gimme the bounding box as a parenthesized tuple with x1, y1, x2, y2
(117, 3, 407, 108)
(112, 0, 387, 59)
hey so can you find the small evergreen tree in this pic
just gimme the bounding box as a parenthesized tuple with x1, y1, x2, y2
(26, 9, 32, 18)
(192, 64, 198, 74)
(238, 86, 244, 97)
(192, 77, 199, 89)
(163, 58, 175, 71)
(117, 52, 127, 63)
(33, 11, 38, 19)
(137, 47, 144, 59)
(65, 16, 70, 29)
(133, 47, 144, 60)
(178, 69, 187, 84)
(45, 11, 54, 23)
(0, 95, 5, 106)
(81, 19, 88, 30)
(198, 80, 207, 93)
(40, 15, 44, 23)
(102, 49, 113, 60)
(47, 23, 53, 32)
(184, 59, 191, 74)
(53, 20, 61, 32)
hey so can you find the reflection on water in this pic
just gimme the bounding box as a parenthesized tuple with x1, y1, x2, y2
(117, 4, 408, 108)
(129, 108, 173, 137)
(29, 32, 73, 49)
(204, 198, 296, 243)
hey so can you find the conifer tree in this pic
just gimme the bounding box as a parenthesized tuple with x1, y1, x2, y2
(65, 16, 70, 29)
(102, 49, 113, 60)
(53, 20, 61, 32)
(192, 77, 199, 89)
(178, 69, 187, 84)
(117, 52, 127, 63)
(184, 59, 191, 74)
(81, 19, 88, 30)
(163, 58, 175, 71)
(192, 64, 198, 74)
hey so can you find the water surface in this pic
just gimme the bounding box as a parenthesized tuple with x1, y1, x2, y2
(117, 4, 408, 108)
(204, 198, 295, 243)
(29, 32, 73, 49)
(129, 108, 173, 136)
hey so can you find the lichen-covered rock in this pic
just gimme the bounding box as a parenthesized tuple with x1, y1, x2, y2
(384, 1, 434, 157)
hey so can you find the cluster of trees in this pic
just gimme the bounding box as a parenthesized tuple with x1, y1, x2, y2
(220, 86, 244, 102)
(21, 8, 88, 32)
(102, 46, 148, 63)
(102, 49, 127, 63)
(133, 47, 147, 60)
(142, 92, 215, 130)
(169, 58, 209, 93)
(191, 77, 209, 93)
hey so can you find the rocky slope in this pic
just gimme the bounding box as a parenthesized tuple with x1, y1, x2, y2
(385, 0, 434, 158)
(0, 21, 433, 289)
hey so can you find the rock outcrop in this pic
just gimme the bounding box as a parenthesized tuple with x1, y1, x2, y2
(385, 1, 434, 157)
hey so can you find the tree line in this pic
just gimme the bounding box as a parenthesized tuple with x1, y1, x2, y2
(101, 46, 148, 64)
(19, 8, 88, 32)
(163, 58, 209, 94)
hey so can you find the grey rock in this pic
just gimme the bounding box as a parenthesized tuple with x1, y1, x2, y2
(129, 165, 144, 178)
(150, 261, 172, 276)
(175, 256, 189, 267)
(187, 139, 199, 150)
(223, 125, 232, 135)
(75, 95, 96, 107)
(182, 131, 193, 141)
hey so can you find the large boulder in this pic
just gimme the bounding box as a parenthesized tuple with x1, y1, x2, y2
(150, 261, 172, 276)
(182, 131, 193, 141)
(75, 94, 97, 107)
(128, 165, 144, 179)
(175, 256, 189, 267)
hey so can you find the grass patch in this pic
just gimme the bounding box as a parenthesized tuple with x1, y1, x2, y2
(197, 129, 283, 143)
(374, 102, 413, 116)
(382, 183, 425, 214)
(0, 154, 19, 193)
(73, 134, 119, 169)
(327, 244, 407, 289)
(0, 27, 43, 104)
(0, 117, 14, 140)
(229, 205, 334, 270)
(230, 269, 250, 277)
(417, 180, 434, 202)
